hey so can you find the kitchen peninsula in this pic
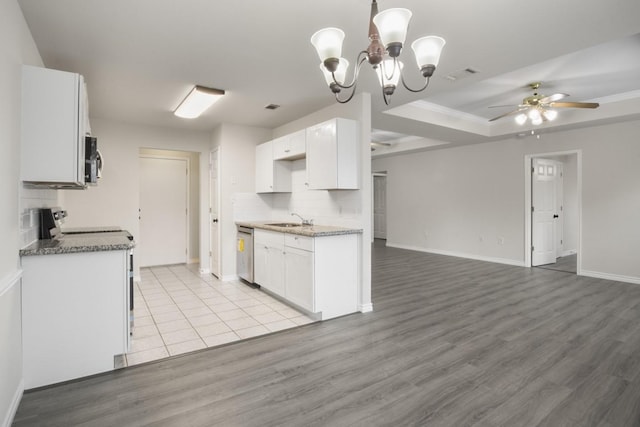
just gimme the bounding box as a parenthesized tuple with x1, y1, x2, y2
(20, 230, 134, 389)
(237, 221, 362, 321)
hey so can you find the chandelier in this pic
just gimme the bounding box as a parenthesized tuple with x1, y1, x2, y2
(311, 0, 446, 105)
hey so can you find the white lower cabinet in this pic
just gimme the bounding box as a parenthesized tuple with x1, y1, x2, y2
(284, 246, 314, 312)
(254, 229, 358, 319)
(254, 230, 285, 296)
(21, 250, 130, 389)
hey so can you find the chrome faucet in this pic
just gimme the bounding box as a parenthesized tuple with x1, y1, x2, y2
(291, 212, 313, 226)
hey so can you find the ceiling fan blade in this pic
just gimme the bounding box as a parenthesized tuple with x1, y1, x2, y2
(488, 107, 527, 122)
(549, 101, 600, 109)
(538, 93, 568, 104)
(488, 104, 521, 109)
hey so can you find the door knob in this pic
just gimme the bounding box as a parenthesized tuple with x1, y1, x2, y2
(553, 214, 559, 218)
(213, 218, 218, 223)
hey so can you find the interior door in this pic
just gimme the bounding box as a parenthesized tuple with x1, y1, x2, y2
(210, 149, 220, 277)
(532, 158, 558, 266)
(139, 156, 188, 267)
(556, 162, 564, 258)
(373, 175, 387, 239)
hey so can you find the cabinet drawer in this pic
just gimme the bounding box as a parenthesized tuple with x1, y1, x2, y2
(255, 229, 284, 248)
(285, 234, 313, 251)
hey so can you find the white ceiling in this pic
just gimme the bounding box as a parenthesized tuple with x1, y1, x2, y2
(17, 0, 640, 153)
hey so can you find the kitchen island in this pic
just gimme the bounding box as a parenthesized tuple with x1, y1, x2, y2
(20, 231, 134, 389)
(237, 221, 362, 320)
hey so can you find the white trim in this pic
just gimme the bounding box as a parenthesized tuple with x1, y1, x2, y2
(188, 258, 199, 264)
(0, 270, 22, 298)
(199, 268, 211, 275)
(581, 270, 640, 285)
(524, 150, 582, 275)
(560, 250, 577, 257)
(1, 379, 23, 427)
(209, 148, 221, 280)
(359, 303, 373, 313)
(222, 274, 239, 282)
(386, 243, 525, 267)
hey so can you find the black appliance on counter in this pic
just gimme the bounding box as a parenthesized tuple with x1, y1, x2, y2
(39, 208, 67, 239)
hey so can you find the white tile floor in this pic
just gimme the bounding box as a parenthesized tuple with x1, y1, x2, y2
(124, 264, 315, 366)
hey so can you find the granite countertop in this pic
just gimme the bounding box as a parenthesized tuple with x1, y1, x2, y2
(236, 221, 363, 237)
(20, 231, 135, 256)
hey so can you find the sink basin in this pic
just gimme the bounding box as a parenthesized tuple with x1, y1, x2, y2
(266, 222, 303, 228)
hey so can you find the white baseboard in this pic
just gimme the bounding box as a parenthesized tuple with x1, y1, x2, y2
(222, 274, 239, 282)
(560, 250, 577, 257)
(359, 303, 373, 313)
(198, 268, 211, 275)
(580, 270, 640, 285)
(188, 258, 199, 265)
(0, 269, 22, 298)
(386, 243, 525, 267)
(2, 379, 23, 427)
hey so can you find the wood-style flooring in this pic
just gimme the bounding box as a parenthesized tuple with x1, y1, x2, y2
(536, 253, 578, 274)
(13, 243, 640, 426)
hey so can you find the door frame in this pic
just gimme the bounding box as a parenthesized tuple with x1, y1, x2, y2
(371, 171, 387, 243)
(524, 150, 582, 274)
(139, 153, 190, 266)
(209, 148, 221, 278)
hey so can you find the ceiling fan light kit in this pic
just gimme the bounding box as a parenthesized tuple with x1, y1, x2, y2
(311, 0, 446, 104)
(489, 82, 599, 126)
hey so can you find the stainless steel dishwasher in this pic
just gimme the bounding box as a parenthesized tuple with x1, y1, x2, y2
(236, 226, 254, 283)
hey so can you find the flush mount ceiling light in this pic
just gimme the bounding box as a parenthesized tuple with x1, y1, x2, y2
(174, 85, 225, 119)
(311, 0, 446, 105)
(489, 82, 599, 126)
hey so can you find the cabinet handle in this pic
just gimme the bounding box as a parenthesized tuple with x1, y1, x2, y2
(284, 149, 290, 153)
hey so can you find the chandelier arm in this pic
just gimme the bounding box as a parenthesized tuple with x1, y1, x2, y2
(335, 81, 359, 104)
(331, 51, 369, 90)
(400, 71, 431, 93)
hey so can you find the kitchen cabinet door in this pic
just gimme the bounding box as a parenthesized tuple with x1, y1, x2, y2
(273, 130, 306, 160)
(284, 246, 314, 312)
(255, 140, 292, 193)
(305, 118, 359, 190)
(254, 242, 269, 287)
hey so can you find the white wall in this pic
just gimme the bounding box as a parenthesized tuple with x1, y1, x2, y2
(0, 1, 46, 425)
(211, 123, 272, 280)
(61, 119, 211, 276)
(372, 119, 640, 282)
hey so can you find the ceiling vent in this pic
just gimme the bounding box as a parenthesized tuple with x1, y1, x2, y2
(444, 67, 480, 81)
(264, 104, 280, 110)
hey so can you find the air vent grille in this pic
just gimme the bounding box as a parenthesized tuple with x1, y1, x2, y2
(264, 104, 280, 110)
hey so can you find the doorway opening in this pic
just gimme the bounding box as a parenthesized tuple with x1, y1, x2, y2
(138, 148, 200, 267)
(524, 151, 581, 274)
(372, 172, 387, 243)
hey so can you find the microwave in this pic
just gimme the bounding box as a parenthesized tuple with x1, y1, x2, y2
(84, 136, 101, 185)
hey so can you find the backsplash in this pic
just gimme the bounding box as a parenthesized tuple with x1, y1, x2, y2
(233, 160, 362, 228)
(19, 186, 59, 247)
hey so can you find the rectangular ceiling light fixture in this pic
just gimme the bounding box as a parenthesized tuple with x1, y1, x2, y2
(174, 85, 225, 119)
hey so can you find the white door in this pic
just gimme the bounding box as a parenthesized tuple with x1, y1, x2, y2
(139, 157, 188, 267)
(210, 149, 220, 277)
(532, 158, 558, 266)
(373, 175, 387, 239)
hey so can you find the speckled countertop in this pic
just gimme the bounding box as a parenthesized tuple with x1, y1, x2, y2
(236, 221, 362, 237)
(20, 231, 135, 256)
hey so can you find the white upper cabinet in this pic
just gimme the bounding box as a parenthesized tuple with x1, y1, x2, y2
(255, 140, 292, 193)
(273, 129, 306, 160)
(21, 65, 90, 188)
(306, 118, 359, 190)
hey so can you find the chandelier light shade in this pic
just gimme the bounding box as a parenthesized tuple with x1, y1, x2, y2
(311, 0, 446, 104)
(174, 85, 225, 119)
(372, 8, 412, 53)
(411, 36, 446, 74)
(310, 28, 345, 63)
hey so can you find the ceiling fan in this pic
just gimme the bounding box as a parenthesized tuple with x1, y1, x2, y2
(488, 82, 599, 125)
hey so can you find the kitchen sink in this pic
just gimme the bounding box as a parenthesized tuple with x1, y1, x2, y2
(266, 222, 304, 228)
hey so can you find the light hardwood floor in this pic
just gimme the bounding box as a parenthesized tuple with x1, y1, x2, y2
(13, 242, 640, 426)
